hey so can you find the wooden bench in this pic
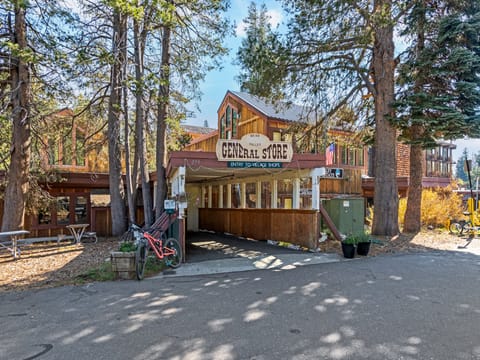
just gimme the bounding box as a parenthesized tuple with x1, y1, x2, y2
(1, 235, 76, 246)
(147, 211, 177, 240)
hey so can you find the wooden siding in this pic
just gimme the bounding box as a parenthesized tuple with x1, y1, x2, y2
(199, 208, 319, 249)
(321, 168, 364, 195)
(184, 133, 218, 152)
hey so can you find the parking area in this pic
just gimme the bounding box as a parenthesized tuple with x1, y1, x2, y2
(185, 231, 311, 263)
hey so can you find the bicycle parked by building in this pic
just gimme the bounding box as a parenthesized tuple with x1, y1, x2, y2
(449, 198, 480, 235)
(130, 223, 182, 280)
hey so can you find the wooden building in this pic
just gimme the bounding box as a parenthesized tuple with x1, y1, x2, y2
(167, 90, 456, 249)
(1, 109, 114, 237)
(0, 91, 456, 247)
(167, 91, 369, 249)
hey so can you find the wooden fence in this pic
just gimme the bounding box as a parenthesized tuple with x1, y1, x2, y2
(199, 208, 320, 249)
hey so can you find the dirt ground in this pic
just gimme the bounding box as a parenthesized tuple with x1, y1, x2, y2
(1, 230, 479, 293)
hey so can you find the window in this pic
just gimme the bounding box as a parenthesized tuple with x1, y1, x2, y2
(220, 115, 225, 138)
(76, 133, 86, 166)
(261, 181, 271, 208)
(75, 196, 88, 223)
(38, 207, 51, 225)
(277, 179, 293, 209)
(48, 139, 59, 165)
(246, 183, 256, 208)
(300, 177, 312, 209)
(425, 145, 452, 177)
(341, 146, 348, 165)
(47, 125, 87, 167)
(357, 149, 364, 166)
(231, 183, 241, 208)
(335, 143, 364, 166)
(35, 193, 91, 228)
(232, 109, 239, 137)
(57, 196, 71, 225)
(63, 136, 73, 165)
(220, 105, 239, 139)
(226, 105, 231, 128)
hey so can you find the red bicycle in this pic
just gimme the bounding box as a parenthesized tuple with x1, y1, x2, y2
(131, 223, 182, 280)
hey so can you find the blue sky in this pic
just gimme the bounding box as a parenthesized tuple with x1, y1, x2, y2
(186, 0, 480, 162)
(186, 0, 283, 128)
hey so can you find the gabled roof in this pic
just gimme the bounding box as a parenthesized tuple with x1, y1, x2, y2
(227, 90, 313, 123)
(182, 124, 216, 135)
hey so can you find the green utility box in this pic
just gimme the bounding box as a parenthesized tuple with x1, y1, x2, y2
(322, 197, 365, 235)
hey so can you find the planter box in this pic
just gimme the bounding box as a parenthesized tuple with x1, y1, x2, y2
(111, 251, 136, 280)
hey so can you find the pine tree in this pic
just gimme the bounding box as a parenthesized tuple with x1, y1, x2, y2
(236, 2, 285, 100)
(456, 148, 469, 183)
(0, 1, 76, 231)
(395, 1, 480, 232)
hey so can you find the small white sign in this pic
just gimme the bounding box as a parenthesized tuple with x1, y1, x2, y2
(164, 199, 176, 210)
(343, 201, 350, 208)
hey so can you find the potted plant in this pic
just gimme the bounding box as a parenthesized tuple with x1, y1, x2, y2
(356, 232, 372, 256)
(111, 241, 137, 279)
(341, 234, 357, 259)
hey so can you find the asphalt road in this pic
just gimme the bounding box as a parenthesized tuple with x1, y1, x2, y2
(1, 251, 479, 360)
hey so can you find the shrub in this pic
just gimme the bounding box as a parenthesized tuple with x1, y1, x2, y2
(119, 241, 137, 252)
(398, 185, 465, 229)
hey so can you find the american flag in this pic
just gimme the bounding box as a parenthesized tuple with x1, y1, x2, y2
(326, 143, 335, 165)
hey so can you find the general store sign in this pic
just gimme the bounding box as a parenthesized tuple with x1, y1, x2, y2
(216, 133, 293, 162)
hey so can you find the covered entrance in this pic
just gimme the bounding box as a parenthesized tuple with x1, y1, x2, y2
(166, 149, 361, 260)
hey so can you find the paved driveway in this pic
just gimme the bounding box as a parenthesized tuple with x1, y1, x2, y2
(169, 231, 341, 277)
(185, 231, 311, 262)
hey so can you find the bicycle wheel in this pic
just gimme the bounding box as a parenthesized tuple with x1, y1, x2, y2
(163, 238, 182, 268)
(449, 222, 463, 235)
(135, 241, 148, 280)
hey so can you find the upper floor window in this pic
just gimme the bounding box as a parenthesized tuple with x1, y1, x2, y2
(426, 145, 452, 177)
(272, 130, 292, 142)
(331, 142, 364, 167)
(47, 125, 86, 167)
(220, 104, 239, 139)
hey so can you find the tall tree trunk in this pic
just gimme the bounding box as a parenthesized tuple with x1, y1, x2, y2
(155, 25, 171, 220)
(371, 0, 399, 236)
(2, 5, 31, 231)
(107, 8, 127, 236)
(134, 17, 153, 227)
(123, 73, 135, 224)
(404, 1, 426, 234)
(404, 141, 423, 232)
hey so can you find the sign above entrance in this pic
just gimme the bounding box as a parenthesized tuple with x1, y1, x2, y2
(216, 133, 293, 162)
(228, 161, 283, 169)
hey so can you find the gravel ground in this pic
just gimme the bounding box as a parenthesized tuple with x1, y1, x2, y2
(1, 230, 479, 293)
(0, 238, 119, 293)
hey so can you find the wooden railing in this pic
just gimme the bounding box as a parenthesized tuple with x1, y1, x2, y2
(199, 208, 319, 249)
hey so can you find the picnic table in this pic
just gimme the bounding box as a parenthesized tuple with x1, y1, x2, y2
(66, 224, 90, 244)
(0, 230, 29, 259)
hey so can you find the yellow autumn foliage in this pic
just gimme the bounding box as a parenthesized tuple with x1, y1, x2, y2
(398, 186, 466, 229)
